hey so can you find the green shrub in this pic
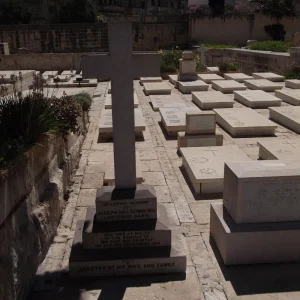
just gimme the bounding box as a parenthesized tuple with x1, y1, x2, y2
(264, 24, 286, 41)
(73, 92, 93, 111)
(203, 42, 238, 49)
(0, 92, 82, 169)
(248, 40, 291, 52)
(159, 48, 183, 73)
(218, 60, 239, 72)
(285, 65, 300, 79)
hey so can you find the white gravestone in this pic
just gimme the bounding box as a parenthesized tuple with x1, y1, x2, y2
(269, 106, 300, 134)
(212, 80, 246, 94)
(178, 80, 209, 94)
(186, 111, 216, 135)
(223, 160, 300, 223)
(252, 72, 285, 82)
(144, 82, 172, 95)
(149, 94, 187, 111)
(258, 140, 300, 160)
(140, 77, 163, 85)
(192, 91, 234, 110)
(159, 107, 200, 136)
(234, 90, 282, 108)
(214, 108, 277, 136)
(198, 73, 224, 84)
(224, 73, 254, 83)
(244, 79, 283, 92)
(275, 89, 300, 106)
(198, 44, 208, 67)
(177, 131, 223, 149)
(181, 146, 250, 194)
(285, 79, 300, 89)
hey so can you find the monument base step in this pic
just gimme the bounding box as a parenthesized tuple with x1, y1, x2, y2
(210, 203, 300, 265)
(177, 132, 223, 149)
(69, 234, 186, 277)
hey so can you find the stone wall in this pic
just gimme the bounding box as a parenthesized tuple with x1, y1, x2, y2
(0, 115, 88, 300)
(190, 15, 300, 45)
(0, 22, 188, 53)
(205, 48, 300, 75)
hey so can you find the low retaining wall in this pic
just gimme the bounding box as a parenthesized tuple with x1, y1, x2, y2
(206, 48, 300, 75)
(0, 112, 88, 300)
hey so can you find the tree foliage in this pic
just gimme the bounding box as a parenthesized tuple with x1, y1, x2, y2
(0, 0, 32, 24)
(259, 0, 299, 20)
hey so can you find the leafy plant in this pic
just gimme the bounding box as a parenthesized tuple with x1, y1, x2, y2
(285, 65, 300, 79)
(248, 40, 291, 52)
(72, 92, 93, 111)
(159, 48, 183, 73)
(260, 0, 299, 20)
(218, 60, 239, 72)
(264, 23, 286, 41)
(202, 42, 238, 49)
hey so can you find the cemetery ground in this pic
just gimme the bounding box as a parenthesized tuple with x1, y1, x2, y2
(27, 77, 300, 300)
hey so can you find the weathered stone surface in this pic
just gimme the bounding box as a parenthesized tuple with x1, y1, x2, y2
(212, 80, 246, 94)
(186, 111, 216, 135)
(168, 75, 178, 88)
(150, 94, 187, 111)
(269, 106, 300, 134)
(252, 72, 285, 82)
(234, 90, 282, 108)
(177, 131, 223, 149)
(61, 70, 76, 77)
(285, 79, 300, 89)
(42, 71, 58, 78)
(275, 89, 300, 105)
(140, 77, 163, 85)
(198, 73, 224, 83)
(178, 80, 209, 94)
(214, 108, 277, 136)
(224, 72, 254, 82)
(244, 79, 283, 92)
(192, 91, 234, 110)
(144, 82, 172, 95)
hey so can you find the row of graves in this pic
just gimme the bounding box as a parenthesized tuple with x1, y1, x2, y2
(64, 23, 300, 279)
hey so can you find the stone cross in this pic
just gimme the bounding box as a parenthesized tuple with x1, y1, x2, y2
(199, 44, 208, 67)
(81, 22, 160, 189)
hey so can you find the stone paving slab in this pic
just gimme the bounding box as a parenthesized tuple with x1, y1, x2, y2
(285, 80, 300, 89)
(178, 80, 209, 94)
(275, 89, 300, 106)
(144, 82, 172, 95)
(198, 73, 224, 84)
(192, 91, 234, 110)
(150, 94, 187, 111)
(244, 79, 283, 92)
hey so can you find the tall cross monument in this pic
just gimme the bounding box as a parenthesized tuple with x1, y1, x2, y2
(82, 22, 160, 189)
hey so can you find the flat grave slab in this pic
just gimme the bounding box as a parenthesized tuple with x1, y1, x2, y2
(269, 106, 300, 134)
(198, 73, 224, 84)
(61, 70, 76, 77)
(181, 145, 250, 194)
(150, 94, 187, 111)
(258, 140, 300, 160)
(178, 131, 223, 149)
(285, 80, 300, 89)
(192, 91, 234, 110)
(206, 67, 219, 73)
(47, 79, 97, 88)
(140, 77, 163, 85)
(224, 73, 254, 83)
(104, 152, 143, 185)
(178, 80, 209, 94)
(214, 108, 277, 136)
(144, 82, 172, 95)
(252, 72, 285, 82)
(212, 80, 246, 94)
(168, 75, 178, 87)
(159, 107, 200, 136)
(105, 92, 139, 109)
(234, 90, 282, 108)
(99, 108, 146, 139)
(42, 71, 58, 78)
(244, 79, 283, 92)
(54, 75, 71, 82)
(275, 89, 300, 106)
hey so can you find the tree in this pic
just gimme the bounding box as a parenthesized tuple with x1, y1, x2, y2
(259, 0, 299, 20)
(0, 0, 32, 24)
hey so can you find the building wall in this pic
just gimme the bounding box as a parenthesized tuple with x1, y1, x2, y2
(0, 22, 188, 54)
(190, 15, 300, 45)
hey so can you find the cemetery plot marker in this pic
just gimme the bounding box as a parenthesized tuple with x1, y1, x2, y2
(192, 91, 234, 110)
(275, 89, 300, 106)
(252, 72, 285, 82)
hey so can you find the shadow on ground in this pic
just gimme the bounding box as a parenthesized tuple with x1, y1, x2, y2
(210, 235, 300, 295)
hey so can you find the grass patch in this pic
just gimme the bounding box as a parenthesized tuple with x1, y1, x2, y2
(202, 42, 238, 49)
(218, 60, 239, 72)
(247, 40, 292, 52)
(73, 92, 93, 111)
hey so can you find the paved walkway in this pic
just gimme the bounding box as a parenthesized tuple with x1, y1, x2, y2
(28, 81, 300, 300)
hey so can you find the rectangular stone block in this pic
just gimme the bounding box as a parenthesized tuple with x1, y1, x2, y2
(275, 89, 300, 106)
(210, 203, 300, 265)
(108, 81, 111, 93)
(198, 74, 224, 84)
(192, 91, 234, 110)
(140, 77, 163, 85)
(104, 152, 143, 185)
(244, 79, 283, 92)
(223, 160, 300, 224)
(177, 131, 223, 149)
(42, 71, 58, 78)
(285, 80, 300, 89)
(258, 140, 300, 160)
(144, 82, 172, 95)
(61, 70, 76, 77)
(186, 111, 216, 134)
(159, 106, 200, 136)
(269, 106, 300, 134)
(252, 72, 285, 82)
(212, 80, 246, 94)
(214, 108, 277, 137)
(95, 185, 157, 222)
(105, 92, 139, 109)
(234, 90, 282, 108)
(168, 75, 178, 88)
(179, 59, 197, 74)
(54, 75, 71, 82)
(182, 51, 194, 60)
(181, 146, 250, 194)
(224, 73, 254, 83)
(206, 67, 219, 74)
(178, 80, 209, 94)
(150, 94, 187, 111)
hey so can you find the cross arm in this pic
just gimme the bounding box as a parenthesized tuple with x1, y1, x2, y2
(132, 52, 161, 78)
(81, 54, 113, 79)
